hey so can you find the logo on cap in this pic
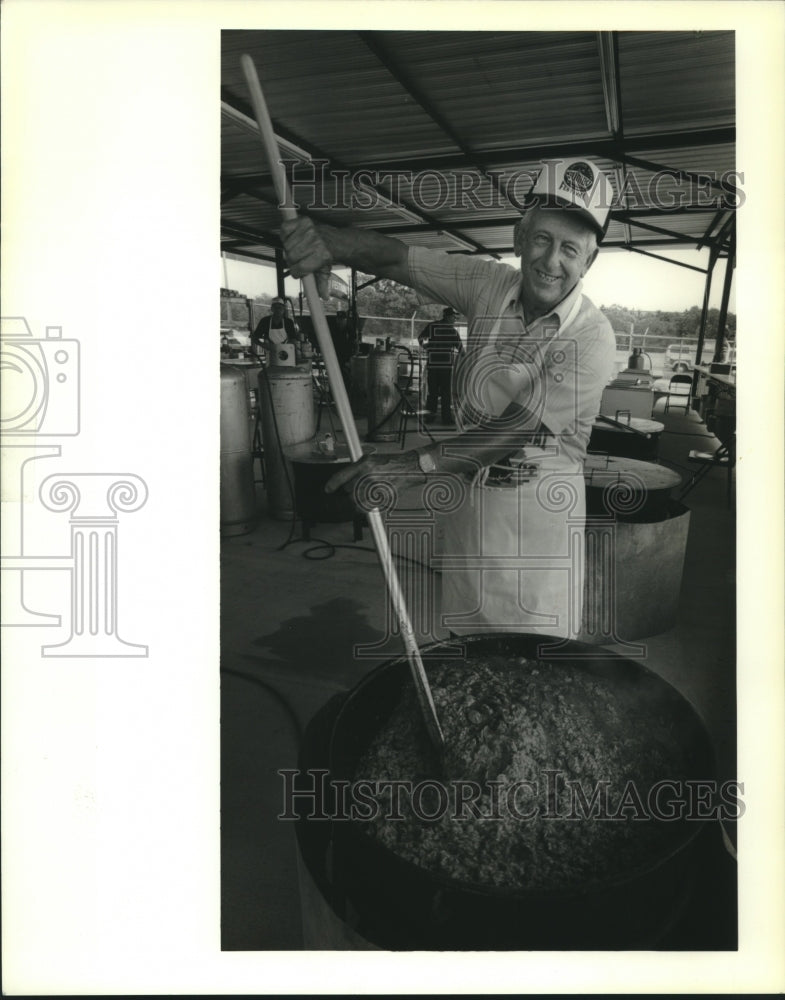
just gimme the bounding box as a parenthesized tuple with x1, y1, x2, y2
(559, 161, 596, 206)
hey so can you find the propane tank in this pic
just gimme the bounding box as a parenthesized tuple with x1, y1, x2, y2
(366, 346, 400, 442)
(220, 365, 256, 536)
(627, 347, 652, 372)
(258, 365, 317, 520)
(348, 355, 369, 417)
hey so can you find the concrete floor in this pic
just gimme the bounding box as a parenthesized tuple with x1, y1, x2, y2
(220, 392, 735, 950)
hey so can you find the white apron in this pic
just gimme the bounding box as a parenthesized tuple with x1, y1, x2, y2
(437, 294, 586, 638)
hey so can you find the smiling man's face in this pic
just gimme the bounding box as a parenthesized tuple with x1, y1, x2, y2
(514, 206, 599, 320)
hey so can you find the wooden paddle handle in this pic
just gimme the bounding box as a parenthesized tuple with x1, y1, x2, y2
(240, 54, 444, 751)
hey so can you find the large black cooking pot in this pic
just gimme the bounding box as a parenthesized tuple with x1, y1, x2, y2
(296, 634, 718, 950)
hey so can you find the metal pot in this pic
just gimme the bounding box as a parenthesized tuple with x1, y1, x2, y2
(284, 442, 374, 528)
(583, 454, 682, 522)
(296, 634, 717, 950)
(588, 415, 664, 461)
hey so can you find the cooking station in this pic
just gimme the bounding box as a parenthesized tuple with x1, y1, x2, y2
(217, 28, 742, 962)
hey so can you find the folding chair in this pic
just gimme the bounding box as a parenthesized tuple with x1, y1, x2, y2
(663, 373, 693, 413)
(396, 383, 436, 449)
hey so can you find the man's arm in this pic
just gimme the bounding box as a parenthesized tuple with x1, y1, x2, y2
(281, 217, 411, 288)
(418, 404, 549, 475)
(325, 401, 549, 496)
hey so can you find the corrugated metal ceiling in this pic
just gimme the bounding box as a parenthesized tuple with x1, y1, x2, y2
(221, 30, 735, 267)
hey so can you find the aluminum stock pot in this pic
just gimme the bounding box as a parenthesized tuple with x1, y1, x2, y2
(295, 634, 717, 950)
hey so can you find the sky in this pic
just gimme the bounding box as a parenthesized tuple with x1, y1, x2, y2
(222, 243, 735, 315)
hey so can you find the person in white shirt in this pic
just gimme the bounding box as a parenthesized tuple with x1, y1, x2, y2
(280, 158, 616, 638)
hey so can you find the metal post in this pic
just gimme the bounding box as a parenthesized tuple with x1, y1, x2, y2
(695, 245, 717, 367)
(351, 268, 359, 355)
(275, 246, 286, 299)
(713, 223, 735, 362)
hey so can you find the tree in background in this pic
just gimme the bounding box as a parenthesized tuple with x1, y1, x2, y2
(600, 303, 735, 350)
(356, 276, 443, 343)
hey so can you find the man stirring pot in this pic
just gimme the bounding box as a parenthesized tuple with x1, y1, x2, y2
(281, 159, 616, 638)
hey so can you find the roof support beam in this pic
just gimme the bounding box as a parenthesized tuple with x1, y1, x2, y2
(357, 31, 512, 211)
(617, 152, 735, 197)
(222, 222, 282, 247)
(619, 215, 702, 244)
(221, 239, 257, 250)
(353, 126, 735, 175)
(597, 32, 622, 137)
(713, 221, 736, 360)
(222, 177, 276, 200)
(368, 204, 717, 236)
(223, 248, 277, 265)
(697, 209, 728, 250)
(711, 210, 737, 253)
(625, 246, 708, 274)
(696, 242, 722, 365)
(431, 237, 718, 256)
(598, 32, 631, 248)
(357, 275, 386, 292)
(221, 94, 496, 257)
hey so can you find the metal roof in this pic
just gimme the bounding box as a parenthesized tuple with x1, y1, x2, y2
(221, 30, 736, 271)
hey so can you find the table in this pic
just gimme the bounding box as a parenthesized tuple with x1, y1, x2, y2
(693, 364, 736, 400)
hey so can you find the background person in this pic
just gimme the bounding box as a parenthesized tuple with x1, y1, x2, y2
(418, 306, 464, 425)
(327, 308, 356, 374)
(251, 296, 297, 359)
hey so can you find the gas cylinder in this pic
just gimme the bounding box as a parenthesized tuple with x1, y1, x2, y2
(366, 347, 399, 442)
(627, 347, 652, 372)
(348, 355, 369, 417)
(220, 364, 256, 536)
(258, 365, 317, 520)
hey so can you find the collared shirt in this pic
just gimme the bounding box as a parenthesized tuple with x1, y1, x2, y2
(407, 246, 616, 465)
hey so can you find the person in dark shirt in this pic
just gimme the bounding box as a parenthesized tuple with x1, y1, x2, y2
(327, 309, 356, 373)
(418, 306, 464, 424)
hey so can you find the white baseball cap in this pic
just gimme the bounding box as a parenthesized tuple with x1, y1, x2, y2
(530, 158, 614, 240)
